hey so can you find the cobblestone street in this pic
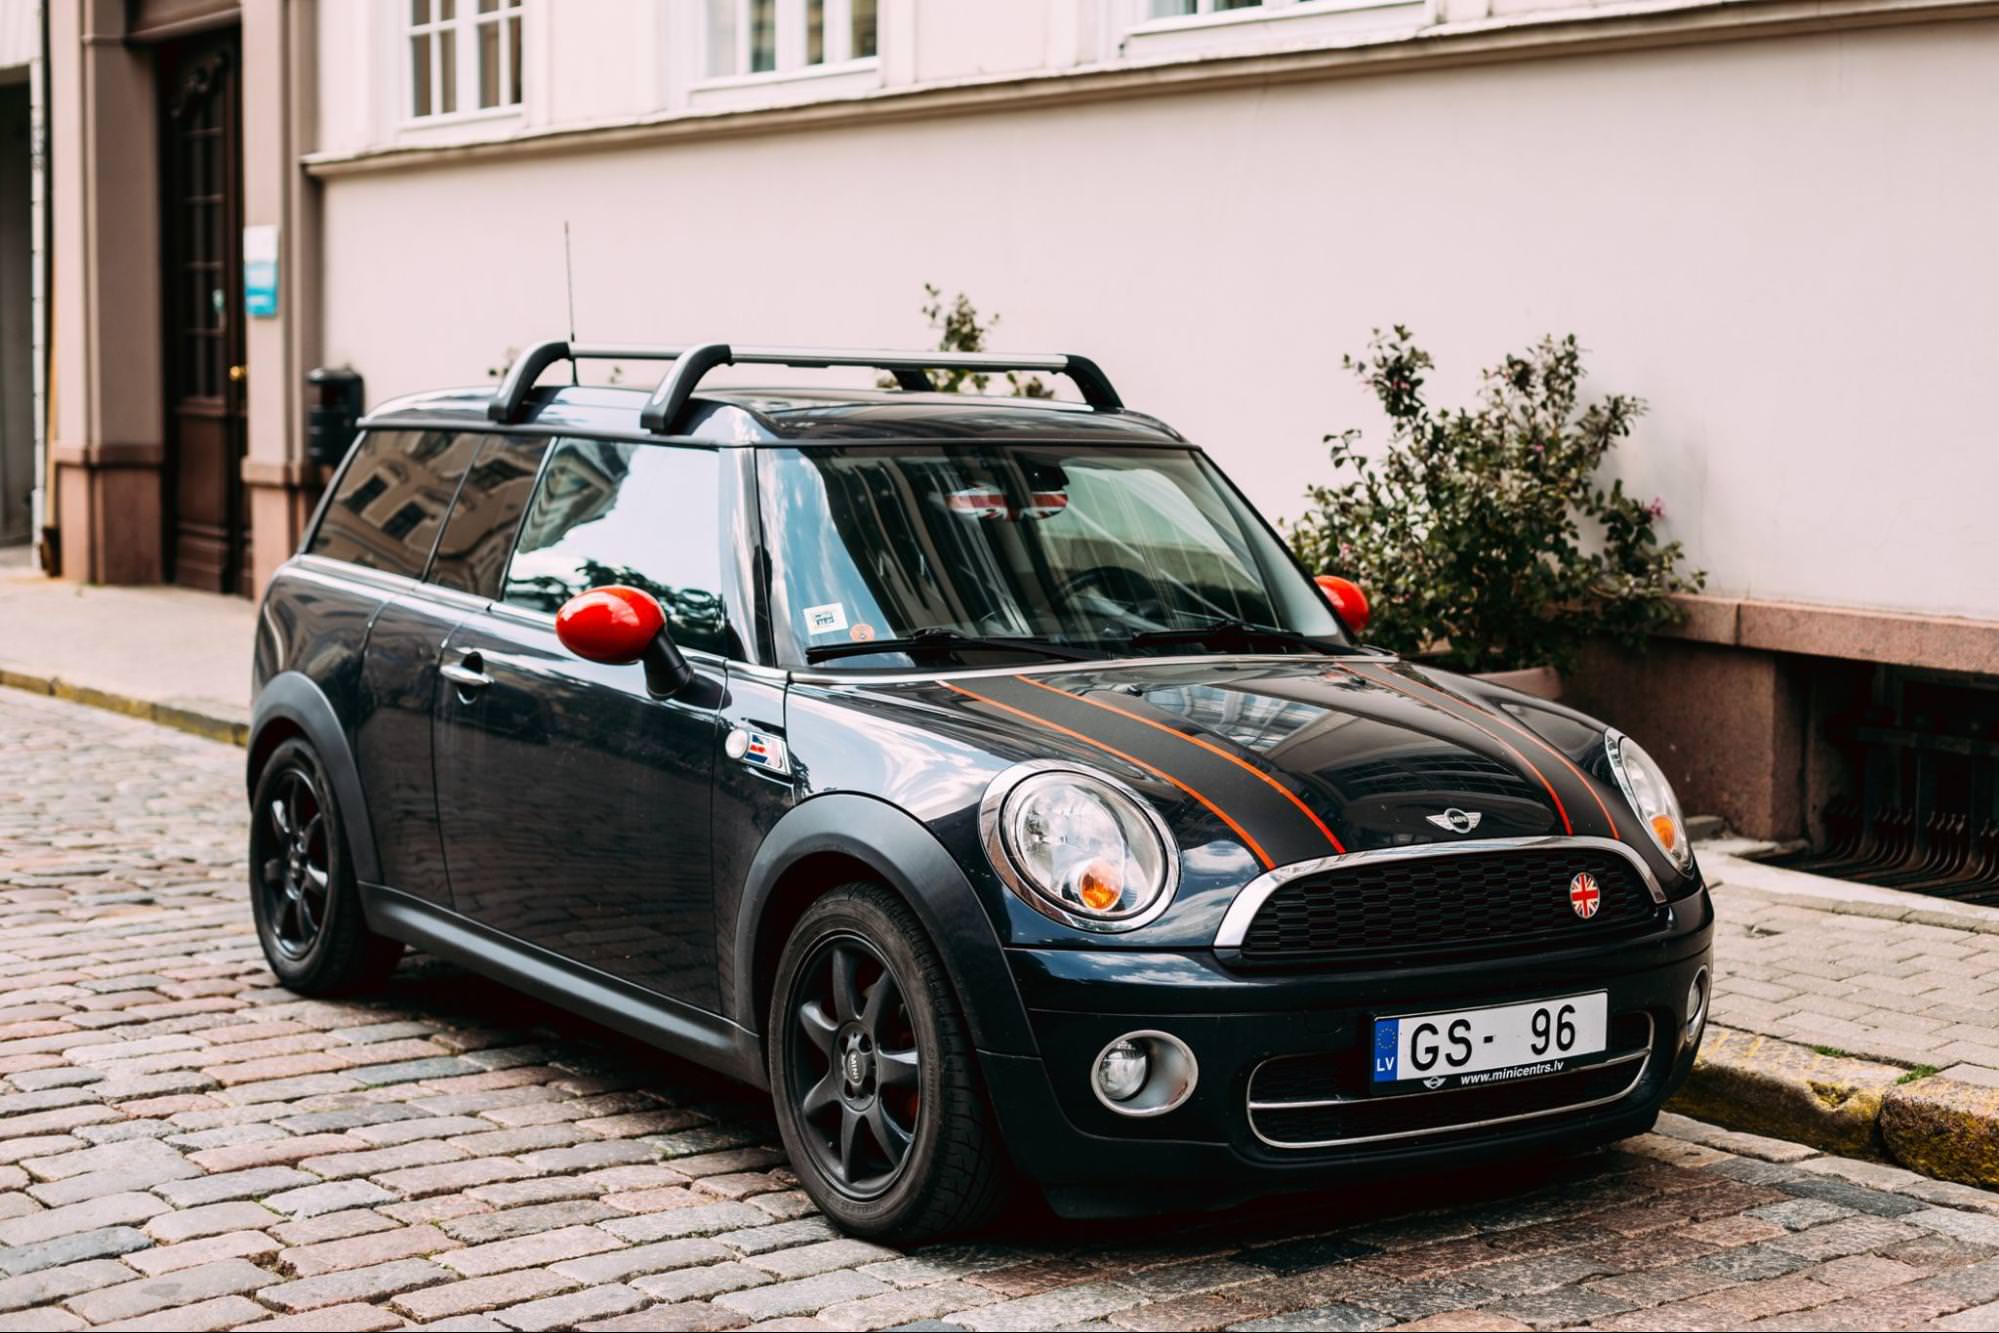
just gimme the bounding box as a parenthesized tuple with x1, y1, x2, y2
(9, 689, 1999, 1332)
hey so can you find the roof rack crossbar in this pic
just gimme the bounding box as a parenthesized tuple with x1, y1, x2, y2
(637, 344, 1123, 435)
(489, 340, 689, 423)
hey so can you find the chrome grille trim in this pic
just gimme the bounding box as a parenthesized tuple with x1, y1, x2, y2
(1212, 835, 1668, 950)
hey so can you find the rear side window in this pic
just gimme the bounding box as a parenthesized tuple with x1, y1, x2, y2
(429, 436, 551, 598)
(308, 429, 482, 579)
(501, 439, 731, 657)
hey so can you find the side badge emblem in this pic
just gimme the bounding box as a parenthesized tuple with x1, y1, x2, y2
(725, 727, 790, 776)
(1425, 808, 1482, 834)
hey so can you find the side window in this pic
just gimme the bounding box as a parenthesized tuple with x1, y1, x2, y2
(308, 429, 482, 579)
(428, 436, 551, 598)
(502, 439, 732, 657)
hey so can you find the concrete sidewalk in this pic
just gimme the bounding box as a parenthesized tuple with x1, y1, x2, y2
(1683, 841, 1999, 1190)
(0, 550, 253, 744)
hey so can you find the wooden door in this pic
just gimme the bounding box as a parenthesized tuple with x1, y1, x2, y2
(160, 30, 247, 593)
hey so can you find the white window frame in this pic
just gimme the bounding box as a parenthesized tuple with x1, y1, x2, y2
(404, 0, 526, 127)
(1117, 0, 1429, 59)
(698, 0, 879, 87)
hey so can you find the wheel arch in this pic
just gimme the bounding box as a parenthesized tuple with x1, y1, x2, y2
(248, 672, 383, 887)
(733, 793, 1036, 1060)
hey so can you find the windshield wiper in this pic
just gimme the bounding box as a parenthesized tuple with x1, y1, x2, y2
(805, 628, 1095, 665)
(1122, 616, 1355, 656)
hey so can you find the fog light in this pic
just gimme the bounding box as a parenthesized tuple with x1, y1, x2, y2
(1090, 1031, 1199, 1117)
(1096, 1039, 1148, 1102)
(1686, 966, 1710, 1042)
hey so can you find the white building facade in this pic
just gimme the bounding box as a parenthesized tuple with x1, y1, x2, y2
(40, 0, 1999, 841)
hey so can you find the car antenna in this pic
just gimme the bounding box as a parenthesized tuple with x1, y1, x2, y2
(563, 220, 579, 386)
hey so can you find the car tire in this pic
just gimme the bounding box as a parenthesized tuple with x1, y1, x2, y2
(249, 738, 403, 996)
(768, 881, 1010, 1241)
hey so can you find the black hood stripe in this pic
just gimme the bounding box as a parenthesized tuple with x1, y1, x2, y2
(1371, 665, 1627, 842)
(1340, 663, 1577, 837)
(940, 679, 1279, 869)
(1016, 676, 1347, 856)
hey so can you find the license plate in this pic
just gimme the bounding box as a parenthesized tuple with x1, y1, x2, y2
(1370, 992, 1608, 1095)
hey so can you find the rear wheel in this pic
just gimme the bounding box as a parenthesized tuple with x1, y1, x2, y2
(768, 882, 1009, 1240)
(249, 738, 402, 995)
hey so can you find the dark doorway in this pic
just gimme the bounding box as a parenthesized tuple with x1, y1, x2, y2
(159, 29, 247, 594)
(0, 80, 30, 548)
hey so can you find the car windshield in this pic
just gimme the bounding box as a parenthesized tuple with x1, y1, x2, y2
(758, 443, 1348, 667)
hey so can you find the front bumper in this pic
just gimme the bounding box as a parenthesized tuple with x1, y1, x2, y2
(978, 888, 1713, 1216)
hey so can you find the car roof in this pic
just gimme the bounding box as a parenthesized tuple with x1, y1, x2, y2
(360, 384, 1191, 447)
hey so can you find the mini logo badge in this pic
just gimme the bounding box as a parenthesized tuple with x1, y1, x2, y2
(1425, 808, 1483, 834)
(1569, 870, 1602, 919)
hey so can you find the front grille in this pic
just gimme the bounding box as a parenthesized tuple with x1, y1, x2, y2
(1235, 847, 1662, 967)
(1248, 1013, 1657, 1149)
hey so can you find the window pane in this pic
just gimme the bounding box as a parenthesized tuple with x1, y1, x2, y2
(1150, 0, 1196, 14)
(309, 431, 482, 580)
(478, 18, 500, 108)
(508, 14, 522, 104)
(851, 0, 877, 57)
(705, 0, 737, 75)
(430, 437, 551, 596)
(1215, 0, 1264, 8)
(410, 34, 432, 116)
(749, 0, 775, 72)
(439, 24, 457, 113)
(807, 0, 824, 65)
(504, 441, 730, 656)
(412, 0, 430, 24)
(439, 0, 454, 17)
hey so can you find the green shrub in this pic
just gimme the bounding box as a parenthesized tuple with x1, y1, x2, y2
(885, 285, 1050, 397)
(1289, 327, 1703, 674)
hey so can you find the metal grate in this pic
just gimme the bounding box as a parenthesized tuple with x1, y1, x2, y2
(1236, 847, 1664, 967)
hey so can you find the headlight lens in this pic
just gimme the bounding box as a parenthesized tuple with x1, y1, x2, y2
(991, 768, 1175, 930)
(1605, 730, 1695, 875)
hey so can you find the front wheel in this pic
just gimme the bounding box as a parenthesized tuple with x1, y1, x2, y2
(768, 883, 1010, 1241)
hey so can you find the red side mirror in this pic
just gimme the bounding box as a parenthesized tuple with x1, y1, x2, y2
(556, 585, 666, 664)
(1315, 575, 1371, 636)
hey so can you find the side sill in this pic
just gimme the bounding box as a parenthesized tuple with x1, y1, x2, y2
(362, 884, 768, 1090)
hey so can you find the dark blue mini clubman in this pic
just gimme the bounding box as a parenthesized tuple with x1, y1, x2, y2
(250, 340, 1713, 1240)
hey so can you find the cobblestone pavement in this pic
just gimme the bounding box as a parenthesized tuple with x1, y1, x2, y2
(10, 688, 1999, 1333)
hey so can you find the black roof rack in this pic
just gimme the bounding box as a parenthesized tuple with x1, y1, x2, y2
(487, 339, 1123, 432)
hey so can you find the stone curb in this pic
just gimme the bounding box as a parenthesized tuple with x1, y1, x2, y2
(1672, 1024, 1999, 1190)
(0, 667, 249, 748)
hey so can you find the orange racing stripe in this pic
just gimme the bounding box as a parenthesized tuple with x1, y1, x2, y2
(940, 679, 1276, 870)
(1017, 675, 1346, 855)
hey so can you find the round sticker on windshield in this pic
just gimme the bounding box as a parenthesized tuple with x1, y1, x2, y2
(849, 623, 876, 643)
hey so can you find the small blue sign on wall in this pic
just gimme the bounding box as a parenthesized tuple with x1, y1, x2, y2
(244, 225, 279, 318)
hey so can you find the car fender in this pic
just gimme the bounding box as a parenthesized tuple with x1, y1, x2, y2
(249, 672, 382, 887)
(732, 793, 1037, 1058)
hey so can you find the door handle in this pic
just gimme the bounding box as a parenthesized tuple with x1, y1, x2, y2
(440, 652, 491, 691)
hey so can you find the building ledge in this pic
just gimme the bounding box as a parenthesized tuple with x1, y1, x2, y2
(302, 0, 1999, 179)
(1662, 594, 1999, 675)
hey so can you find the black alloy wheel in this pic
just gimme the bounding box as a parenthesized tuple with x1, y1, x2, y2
(768, 882, 1009, 1240)
(254, 760, 332, 959)
(785, 933, 922, 1198)
(248, 738, 403, 995)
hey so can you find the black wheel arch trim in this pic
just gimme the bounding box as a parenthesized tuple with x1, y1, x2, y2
(362, 883, 767, 1087)
(249, 672, 382, 887)
(733, 792, 1038, 1059)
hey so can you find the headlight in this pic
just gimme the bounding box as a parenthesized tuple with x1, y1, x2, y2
(1604, 730, 1695, 876)
(980, 763, 1179, 932)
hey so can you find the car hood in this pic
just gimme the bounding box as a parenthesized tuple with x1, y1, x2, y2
(787, 653, 1656, 945)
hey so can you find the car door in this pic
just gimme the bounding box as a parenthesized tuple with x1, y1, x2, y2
(431, 437, 731, 1012)
(315, 427, 486, 906)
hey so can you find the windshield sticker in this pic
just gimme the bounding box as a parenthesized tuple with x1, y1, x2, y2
(803, 602, 848, 636)
(849, 623, 877, 644)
